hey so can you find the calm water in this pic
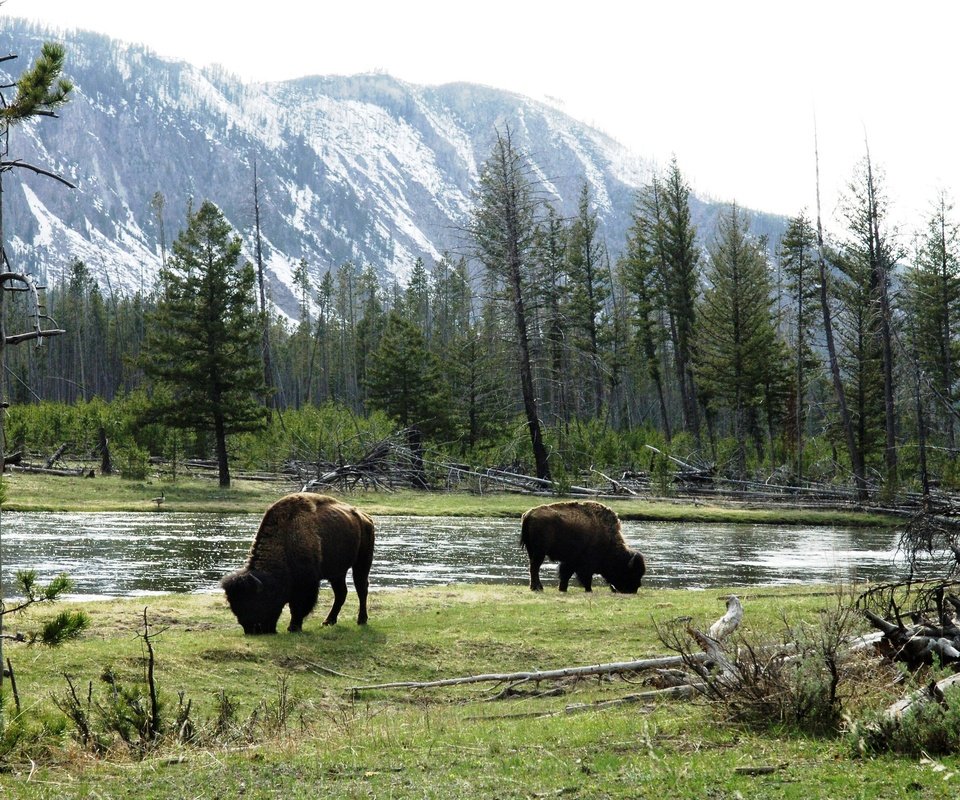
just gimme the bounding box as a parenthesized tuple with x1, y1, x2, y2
(0, 511, 911, 599)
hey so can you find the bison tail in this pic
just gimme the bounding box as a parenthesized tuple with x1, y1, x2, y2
(519, 512, 531, 549)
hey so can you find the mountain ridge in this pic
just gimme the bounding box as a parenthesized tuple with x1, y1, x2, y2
(0, 18, 784, 318)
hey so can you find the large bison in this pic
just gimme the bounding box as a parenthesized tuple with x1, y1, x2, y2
(221, 493, 375, 634)
(520, 500, 645, 593)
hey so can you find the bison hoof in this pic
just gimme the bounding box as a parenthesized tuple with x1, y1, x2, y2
(322, 619, 338, 626)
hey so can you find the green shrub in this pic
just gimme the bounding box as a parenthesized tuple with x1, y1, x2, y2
(852, 681, 960, 756)
(116, 445, 150, 480)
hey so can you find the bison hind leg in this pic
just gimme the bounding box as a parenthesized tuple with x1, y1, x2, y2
(558, 562, 575, 592)
(575, 571, 593, 592)
(323, 574, 349, 625)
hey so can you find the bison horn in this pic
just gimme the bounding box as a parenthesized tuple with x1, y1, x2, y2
(249, 572, 263, 592)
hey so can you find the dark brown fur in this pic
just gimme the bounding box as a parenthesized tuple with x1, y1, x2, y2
(520, 500, 645, 593)
(221, 493, 375, 634)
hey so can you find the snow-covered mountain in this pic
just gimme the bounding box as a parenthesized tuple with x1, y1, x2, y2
(0, 19, 783, 318)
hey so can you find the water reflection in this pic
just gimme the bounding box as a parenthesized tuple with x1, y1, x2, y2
(0, 511, 911, 599)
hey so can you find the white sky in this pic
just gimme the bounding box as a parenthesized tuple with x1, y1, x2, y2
(12, 0, 960, 231)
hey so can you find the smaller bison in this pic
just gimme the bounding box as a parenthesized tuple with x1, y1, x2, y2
(520, 500, 645, 593)
(221, 493, 375, 634)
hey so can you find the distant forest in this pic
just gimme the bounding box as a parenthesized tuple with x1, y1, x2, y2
(4, 118, 956, 501)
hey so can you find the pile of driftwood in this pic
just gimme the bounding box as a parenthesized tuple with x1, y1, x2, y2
(859, 580, 960, 668)
(855, 579, 960, 727)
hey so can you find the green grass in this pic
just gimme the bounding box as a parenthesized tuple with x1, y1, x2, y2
(0, 585, 954, 798)
(1, 472, 896, 527)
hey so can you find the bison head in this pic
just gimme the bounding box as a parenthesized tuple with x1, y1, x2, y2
(609, 551, 646, 594)
(221, 569, 285, 634)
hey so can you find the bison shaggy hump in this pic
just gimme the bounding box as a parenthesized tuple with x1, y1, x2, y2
(520, 500, 645, 593)
(221, 493, 375, 634)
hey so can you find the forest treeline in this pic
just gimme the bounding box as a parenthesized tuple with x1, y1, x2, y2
(4, 130, 958, 499)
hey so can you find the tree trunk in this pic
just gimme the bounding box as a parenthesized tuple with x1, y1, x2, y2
(865, 151, 898, 494)
(98, 426, 112, 475)
(815, 132, 866, 499)
(252, 162, 275, 414)
(214, 411, 230, 488)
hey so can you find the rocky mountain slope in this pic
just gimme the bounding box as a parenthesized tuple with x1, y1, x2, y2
(0, 19, 783, 318)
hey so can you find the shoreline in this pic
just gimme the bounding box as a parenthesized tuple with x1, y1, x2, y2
(1, 472, 899, 526)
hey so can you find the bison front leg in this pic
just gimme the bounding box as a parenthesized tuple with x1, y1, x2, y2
(354, 570, 369, 625)
(288, 582, 320, 632)
(323, 574, 349, 625)
(558, 562, 575, 592)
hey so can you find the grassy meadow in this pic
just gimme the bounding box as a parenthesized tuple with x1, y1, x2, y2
(0, 584, 955, 799)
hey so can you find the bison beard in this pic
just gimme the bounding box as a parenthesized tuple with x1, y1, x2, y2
(221, 493, 375, 634)
(520, 500, 645, 593)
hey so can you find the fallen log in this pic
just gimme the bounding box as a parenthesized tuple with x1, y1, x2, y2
(44, 442, 69, 470)
(10, 463, 90, 478)
(882, 673, 960, 722)
(564, 684, 700, 714)
(864, 609, 960, 668)
(350, 654, 705, 697)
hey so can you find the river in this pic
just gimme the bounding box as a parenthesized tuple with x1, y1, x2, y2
(0, 511, 915, 600)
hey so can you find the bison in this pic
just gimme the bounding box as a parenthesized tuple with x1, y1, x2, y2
(221, 493, 375, 634)
(520, 500, 645, 593)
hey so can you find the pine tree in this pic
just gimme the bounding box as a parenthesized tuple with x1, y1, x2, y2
(365, 310, 450, 435)
(780, 212, 820, 479)
(532, 206, 568, 426)
(839, 157, 901, 489)
(833, 245, 885, 480)
(1, 43, 71, 123)
(471, 128, 550, 480)
(695, 204, 786, 477)
(903, 192, 960, 450)
(142, 201, 267, 487)
(565, 182, 609, 417)
(404, 256, 431, 340)
(620, 200, 672, 440)
(655, 161, 702, 444)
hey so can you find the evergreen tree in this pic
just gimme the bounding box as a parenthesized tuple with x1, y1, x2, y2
(365, 310, 450, 435)
(335, 262, 360, 408)
(308, 269, 335, 404)
(471, 128, 550, 480)
(696, 204, 786, 477)
(780, 212, 820, 479)
(355, 263, 387, 401)
(142, 200, 267, 487)
(620, 200, 671, 440)
(839, 158, 901, 488)
(565, 182, 609, 417)
(1, 43, 71, 123)
(533, 206, 569, 426)
(404, 256, 431, 340)
(655, 161, 702, 443)
(833, 245, 885, 479)
(903, 192, 960, 450)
